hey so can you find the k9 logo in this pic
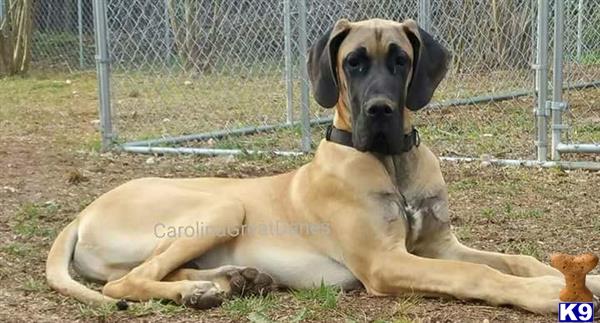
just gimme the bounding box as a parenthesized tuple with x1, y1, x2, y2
(558, 302, 594, 323)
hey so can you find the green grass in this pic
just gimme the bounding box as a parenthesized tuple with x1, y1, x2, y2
(20, 278, 50, 293)
(1, 242, 36, 258)
(222, 294, 278, 320)
(450, 178, 479, 191)
(12, 203, 58, 238)
(0, 71, 99, 149)
(76, 302, 121, 319)
(454, 225, 473, 241)
(292, 283, 341, 310)
(505, 241, 544, 260)
(478, 204, 544, 221)
(77, 299, 186, 319)
(129, 300, 187, 317)
(81, 134, 102, 152)
(578, 51, 600, 65)
(390, 296, 420, 323)
(348, 296, 419, 323)
(504, 204, 543, 220)
(574, 122, 600, 142)
(480, 207, 496, 221)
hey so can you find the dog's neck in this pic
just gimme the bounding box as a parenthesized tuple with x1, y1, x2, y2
(330, 107, 420, 190)
(330, 98, 421, 183)
(374, 152, 419, 191)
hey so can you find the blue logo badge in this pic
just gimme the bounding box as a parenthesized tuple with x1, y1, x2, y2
(558, 302, 594, 322)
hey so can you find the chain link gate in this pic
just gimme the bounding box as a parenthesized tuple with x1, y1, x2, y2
(550, 0, 600, 161)
(88, 0, 600, 169)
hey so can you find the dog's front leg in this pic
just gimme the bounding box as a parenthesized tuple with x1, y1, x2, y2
(408, 197, 561, 278)
(408, 197, 600, 296)
(334, 203, 564, 314)
(435, 232, 600, 295)
(358, 250, 564, 313)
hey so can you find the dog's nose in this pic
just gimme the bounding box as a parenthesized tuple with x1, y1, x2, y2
(366, 102, 394, 117)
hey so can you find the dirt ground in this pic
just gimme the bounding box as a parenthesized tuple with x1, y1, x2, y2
(1, 71, 600, 322)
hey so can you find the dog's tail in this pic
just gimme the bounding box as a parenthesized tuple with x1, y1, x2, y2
(46, 218, 120, 307)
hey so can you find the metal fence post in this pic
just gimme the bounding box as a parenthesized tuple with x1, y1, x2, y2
(550, 0, 565, 160)
(298, 0, 311, 152)
(92, 0, 114, 149)
(78, 0, 84, 69)
(283, 0, 294, 125)
(418, 0, 431, 31)
(576, 0, 584, 61)
(534, 0, 549, 161)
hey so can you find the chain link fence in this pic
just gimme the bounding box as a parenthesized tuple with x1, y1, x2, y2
(110, 0, 546, 161)
(27, 0, 95, 71)
(107, 0, 291, 153)
(26, 0, 600, 167)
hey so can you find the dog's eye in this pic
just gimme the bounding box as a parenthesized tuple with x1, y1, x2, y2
(347, 56, 361, 69)
(345, 49, 368, 73)
(394, 55, 406, 67)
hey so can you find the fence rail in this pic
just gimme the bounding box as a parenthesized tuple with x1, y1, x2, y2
(24, 0, 600, 169)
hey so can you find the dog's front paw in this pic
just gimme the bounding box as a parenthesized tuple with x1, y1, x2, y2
(516, 276, 564, 314)
(586, 275, 600, 296)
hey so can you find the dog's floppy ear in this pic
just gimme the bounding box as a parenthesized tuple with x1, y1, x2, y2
(402, 19, 450, 111)
(307, 19, 351, 108)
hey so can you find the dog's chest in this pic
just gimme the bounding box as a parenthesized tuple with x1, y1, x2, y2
(402, 195, 451, 251)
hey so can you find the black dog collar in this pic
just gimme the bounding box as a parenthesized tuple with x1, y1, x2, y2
(325, 124, 420, 153)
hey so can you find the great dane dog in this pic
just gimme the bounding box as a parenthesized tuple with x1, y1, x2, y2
(47, 18, 600, 313)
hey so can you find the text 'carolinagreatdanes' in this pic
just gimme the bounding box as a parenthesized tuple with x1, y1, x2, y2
(154, 221, 331, 238)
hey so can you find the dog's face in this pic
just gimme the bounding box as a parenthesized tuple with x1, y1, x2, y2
(308, 19, 449, 154)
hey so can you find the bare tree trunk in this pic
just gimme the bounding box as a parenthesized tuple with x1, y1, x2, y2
(167, 0, 215, 73)
(453, 0, 471, 73)
(0, 0, 33, 76)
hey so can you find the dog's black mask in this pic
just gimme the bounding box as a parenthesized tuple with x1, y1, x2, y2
(307, 19, 450, 154)
(344, 44, 409, 153)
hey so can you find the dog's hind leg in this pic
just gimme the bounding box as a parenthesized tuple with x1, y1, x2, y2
(102, 200, 246, 309)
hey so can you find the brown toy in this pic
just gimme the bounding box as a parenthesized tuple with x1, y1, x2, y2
(551, 253, 599, 302)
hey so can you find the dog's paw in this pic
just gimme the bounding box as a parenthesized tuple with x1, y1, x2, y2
(181, 281, 225, 310)
(518, 276, 564, 313)
(224, 267, 274, 297)
(586, 275, 600, 296)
